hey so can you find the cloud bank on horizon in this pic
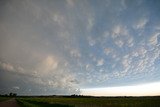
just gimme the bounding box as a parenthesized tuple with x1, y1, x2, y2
(0, 0, 160, 95)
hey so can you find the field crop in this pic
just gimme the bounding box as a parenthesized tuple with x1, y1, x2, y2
(16, 96, 160, 107)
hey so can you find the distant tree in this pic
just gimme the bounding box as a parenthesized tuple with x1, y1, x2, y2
(9, 92, 17, 97)
(9, 93, 13, 96)
(13, 93, 17, 97)
(4, 94, 8, 97)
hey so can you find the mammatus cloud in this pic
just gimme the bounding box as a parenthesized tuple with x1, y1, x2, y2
(111, 25, 134, 48)
(0, 56, 80, 95)
(29, 55, 80, 94)
(0, 0, 160, 96)
(0, 61, 25, 74)
(112, 25, 128, 38)
(0, 61, 14, 72)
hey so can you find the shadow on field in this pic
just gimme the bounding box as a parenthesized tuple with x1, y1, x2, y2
(17, 99, 74, 107)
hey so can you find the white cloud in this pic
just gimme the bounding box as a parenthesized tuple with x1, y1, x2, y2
(115, 39, 124, 47)
(0, 61, 26, 74)
(104, 48, 112, 55)
(137, 46, 147, 58)
(112, 25, 128, 38)
(0, 61, 14, 72)
(88, 36, 96, 46)
(97, 59, 104, 66)
(111, 25, 133, 48)
(70, 49, 81, 58)
(131, 46, 147, 59)
(136, 59, 147, 72)
(86, 64, 90, 70)
(132, 51, 139, 57)
(133, 18, 148, 29)
(149, 32, 160, 45)
(13, 86, 20, 90)
(122, 58, 131, 68)
(127, 37, 134, 47)
(121, 55, 132, 75)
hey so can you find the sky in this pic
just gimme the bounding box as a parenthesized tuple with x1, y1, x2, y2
(0, 0, 160, 96)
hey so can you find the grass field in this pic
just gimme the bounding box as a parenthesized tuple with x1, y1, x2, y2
(16, 96, 160, 107)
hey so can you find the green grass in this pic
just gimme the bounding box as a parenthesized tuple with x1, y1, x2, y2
(16, 97, 160, 107)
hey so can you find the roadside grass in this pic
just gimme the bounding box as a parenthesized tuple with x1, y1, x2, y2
(0, 97, 10, 102)
(16, 97, 160, 107)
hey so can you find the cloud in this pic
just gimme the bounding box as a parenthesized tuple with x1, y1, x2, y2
(115, 39, 124, 47)
(66, 0, 75, 7)
(0, 61, 25, 74)
(87, 36, 96, 46)
(85, 64, 90, 71)
(45, 56, 58, 70)
(52, 13, 65, 27)
(13, 86, 20, 90)
(26, 54, 81, 94)
(127, 37, 134, 47)
(122, 55, 131, 68)
(35, 55, 58, 76)
(70, 49, 81, 58)
(133, 18, 148, 29)
(111, 25, 133, 48)
(131, 46, 147, 58)
(97, 59, 104, 66)
(1, 0, 160, 95)
(149, 32, 160, 45)
(132, 51, 139, 57)
(112, 25, 128, 38)
(0, 61, 14, 72)
(87, 17, 94, 31)
(104, 48, 112, 55)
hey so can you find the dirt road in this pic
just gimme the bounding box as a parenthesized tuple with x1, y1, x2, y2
(0, 98, 20, 107)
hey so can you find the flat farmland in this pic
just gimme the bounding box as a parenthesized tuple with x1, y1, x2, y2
(16, 96, 160, 107)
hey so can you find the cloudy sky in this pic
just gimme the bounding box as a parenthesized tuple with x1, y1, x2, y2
(0, 0, 160, 96)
